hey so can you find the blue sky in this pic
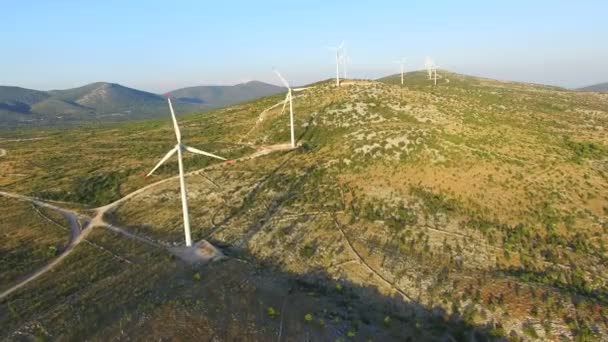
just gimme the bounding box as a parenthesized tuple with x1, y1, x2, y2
(1, 0, 607, 92)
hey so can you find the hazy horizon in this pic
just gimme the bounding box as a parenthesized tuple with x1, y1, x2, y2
(2, 0, 607, 92)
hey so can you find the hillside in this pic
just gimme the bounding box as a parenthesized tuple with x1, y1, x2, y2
(1, 72, 607, 340)
(48, 82, 173, 120)
(0, 83, 189, 126)
(0, 81, 284, 127)
(0, 86, 52, 123)
(0, 86, 50, 105)
(578, 82, 608, 92)
(168, 80, 285, 107)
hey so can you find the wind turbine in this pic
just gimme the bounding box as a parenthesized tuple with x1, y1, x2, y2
(329, 41, 345, 86)
(341, 47, 351, 80)
(433, 64, 438, 86)
(145, 97, 229, 247)
(274, 69, 309, 148)
(393, 58, 406, 85)
(424, 57, 434, 80)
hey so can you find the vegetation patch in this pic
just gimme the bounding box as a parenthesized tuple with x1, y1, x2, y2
(564, 137, 608, 162)
(34, 171, 128, 206)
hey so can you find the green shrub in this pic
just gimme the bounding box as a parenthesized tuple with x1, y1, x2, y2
(564, 138, 608, 163)
(35, 171, 128, 206)
(267, 306, 278, 318)
(300, 244, 316, 258)
(522, 324, 538, 338)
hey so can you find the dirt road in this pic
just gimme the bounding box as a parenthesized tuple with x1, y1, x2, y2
(0, 192, 88, 301)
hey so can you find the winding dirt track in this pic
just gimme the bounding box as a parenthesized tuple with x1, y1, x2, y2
(0, 144, 294, 301)
(241, 91, 309, 142)
(0, 192, 89, 300)
(0, 138, 50, 158)
(333, 216, 413, 302)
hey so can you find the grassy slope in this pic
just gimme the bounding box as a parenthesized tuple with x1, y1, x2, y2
(1, 73, 607, 340)
(0, 198, 68, 292)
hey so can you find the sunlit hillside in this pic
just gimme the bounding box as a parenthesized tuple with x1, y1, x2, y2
(1, 72, 607, 340)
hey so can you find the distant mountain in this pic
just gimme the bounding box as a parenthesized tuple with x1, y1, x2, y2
(0, 83, 181, 127)
(168, 81, 285, 107)
(47, 82, 171, 119)
(0, 81, 284, 127)
(0, 86, 50, 106)
(0, 86, 50, 119)
(578, 82, 608, 92)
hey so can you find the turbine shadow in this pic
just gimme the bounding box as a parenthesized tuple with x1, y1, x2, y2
(206, 150, 299, 239)
(0, 231, 502, 341)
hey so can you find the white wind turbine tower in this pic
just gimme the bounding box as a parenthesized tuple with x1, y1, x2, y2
(393, 58, 406, 85)
(145, 97, 228, 247)
(433, 63, 439, 86)
(329, 41, 345, 86)
(274, 69, 309, 148)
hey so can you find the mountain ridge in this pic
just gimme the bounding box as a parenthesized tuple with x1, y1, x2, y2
(0, 80, 285, 127)
(578, 82, 608, 92)
(167, 80, 285, 107)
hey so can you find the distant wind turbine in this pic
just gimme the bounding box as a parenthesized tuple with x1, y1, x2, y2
(424, 57, 434, 81)
(328, 41, 345, 86)
(274, 69, 309, 148)
(145, 97, 229, 247)
(341, 47, 351, 80)
(393, 58, 406, 85)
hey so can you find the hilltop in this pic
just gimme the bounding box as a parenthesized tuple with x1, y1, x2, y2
(0, 81, 284, 127)
(1, 72, 607, 340)
(168, 80, 285, 107)
(0, 83, 174, 126)
(578, 82, 608, 92)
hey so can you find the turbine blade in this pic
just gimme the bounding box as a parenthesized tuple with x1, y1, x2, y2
(292, 87, 310, 92)
(146, 146, 178, 177)
(273, 69, 290, 89)
(168, 98, 181, 143)
(184, 146, 227, 161)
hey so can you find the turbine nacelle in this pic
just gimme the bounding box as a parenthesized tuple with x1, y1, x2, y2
(145, 143, 229, 178)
